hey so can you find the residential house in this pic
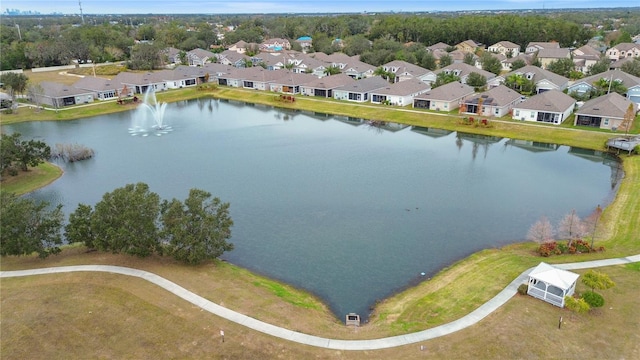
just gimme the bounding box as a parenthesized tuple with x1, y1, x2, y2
(448, 49, 473, 64)
(572, 45, 602, 74)
(503, 53, 534, 71)
(381, 60, 430, 83)
(503, 65, 570, 93)
(488, 41, 521, 58)
(574, 92, 638, 130)
(269, 72, 317, 94)
(427, 42, 450, 52)
(567, 69, 640, 104)
(413, 81, 475, 112)
(300, 73, 355, 98)
(202, 63, 236, 83)
(333, 76, 389, 102)
(216, 50, 251, 68)
(187, 48, 217, 67)
(228, 40, 250, 53)
(609, 57, 635, 71)
(475, 52, 507, 71)
(73, 76, 130, 100)
(606, 43, 640, 61)
(525, 41, 560, 54)
(369, 78, 431, 106)
(431, 63, 499, 87)
(111, 71, 168, 94)
(237, 67, 291, 91)
(162, 65, 210, 89)
(341, 59, 376, 79)
(261, 38, 291, 52)
(537, 48, 571, 69)
(511, 89, 576, 125)
(33, 81, 94, 107)
(295, 36, 313, 52)
(456, 39, 484, 53)
(162, 47, 183, 65)
(460, 85, 523, 117)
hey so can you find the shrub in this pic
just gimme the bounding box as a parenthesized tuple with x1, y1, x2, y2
(581, 291, 604, 308)
(517, 283, 528, 295)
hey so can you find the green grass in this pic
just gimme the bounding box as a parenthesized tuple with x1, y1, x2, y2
(0, 162, 63, 195)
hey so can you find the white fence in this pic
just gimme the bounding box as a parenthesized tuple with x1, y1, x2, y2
(0, 69, 24, 75)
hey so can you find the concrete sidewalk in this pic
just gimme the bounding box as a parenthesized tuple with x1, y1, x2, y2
(2, 254, 638, 350)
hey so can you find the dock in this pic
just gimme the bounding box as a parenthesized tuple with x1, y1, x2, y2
(606, 136, 640, 155)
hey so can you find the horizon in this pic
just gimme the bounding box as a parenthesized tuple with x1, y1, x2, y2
(2, 0, 638, 15)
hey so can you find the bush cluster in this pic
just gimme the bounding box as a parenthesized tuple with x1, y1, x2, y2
(537, 239, 605, 257)
(517, 283, 528, 295)
(581, 291, 604, 308)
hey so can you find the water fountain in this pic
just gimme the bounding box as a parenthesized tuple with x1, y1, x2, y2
(128, 87, 172, 137)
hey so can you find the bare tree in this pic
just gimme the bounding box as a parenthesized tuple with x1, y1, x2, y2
(557, 209, 586, 247)
(584, 205, 603, 248)
(527, 216, 555, 244)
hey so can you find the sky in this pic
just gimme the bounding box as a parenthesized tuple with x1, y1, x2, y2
(1, 0, 637, 15)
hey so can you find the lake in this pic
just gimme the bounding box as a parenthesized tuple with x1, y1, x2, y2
(5, 98, 621, 321)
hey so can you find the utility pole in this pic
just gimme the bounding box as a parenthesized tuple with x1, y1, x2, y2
(79, 1, 85, 25)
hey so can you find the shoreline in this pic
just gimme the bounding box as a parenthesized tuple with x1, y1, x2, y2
(1, 85, 638, 333)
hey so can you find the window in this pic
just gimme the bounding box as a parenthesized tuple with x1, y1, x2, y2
(604, 118, 609, 125)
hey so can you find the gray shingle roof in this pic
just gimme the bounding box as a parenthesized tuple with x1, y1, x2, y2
(516, 90, 575, 112)
(370, 78, 430, 96)
(334, 76, 389, 93)
(415, 81, 474, 101)
(464, 85, 521, 107)
(504, 65, 569, 88)
(575, 92, 637, 119)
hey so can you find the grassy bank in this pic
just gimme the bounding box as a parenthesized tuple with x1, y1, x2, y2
(1, 81, 639, 357)
(2, 253, 638, 359)
(0, 162, 63, 195)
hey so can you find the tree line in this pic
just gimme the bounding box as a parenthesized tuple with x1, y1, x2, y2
(2, 9, 639, 70)
(1, 183, 234, 264)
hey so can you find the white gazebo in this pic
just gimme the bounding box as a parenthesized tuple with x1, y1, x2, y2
(527, 262, 580, 307)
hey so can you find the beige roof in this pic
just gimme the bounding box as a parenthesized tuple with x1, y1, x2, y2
(334, 76, 389, 93)
(516, 90, 575, 112)
(415, 81, 474, 101)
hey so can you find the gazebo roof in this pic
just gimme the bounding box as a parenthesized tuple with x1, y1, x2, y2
(529, 262, 579, 290)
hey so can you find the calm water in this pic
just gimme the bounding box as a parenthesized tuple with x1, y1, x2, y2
(5, 98, 621, 321)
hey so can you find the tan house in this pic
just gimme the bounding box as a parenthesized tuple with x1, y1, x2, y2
(537, 48, 571, 69)
(606, 43, 640, 61)
(456, 40, 484, 53)
(488, 41, 521, 58)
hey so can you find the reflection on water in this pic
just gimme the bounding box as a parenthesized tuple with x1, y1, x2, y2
(4, 98, 620, 321)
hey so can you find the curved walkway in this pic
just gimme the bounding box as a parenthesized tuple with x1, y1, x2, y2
(2, 254, 639, 350)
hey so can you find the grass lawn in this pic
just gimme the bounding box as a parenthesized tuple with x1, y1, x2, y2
(1, 76, 639, 358)
(2, 254, 638, 359)
(0, 162, 63, 195)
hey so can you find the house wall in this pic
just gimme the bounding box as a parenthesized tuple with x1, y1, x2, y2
(567, 82, 593, 96)
(429, 99, 458, 111)
(627, 86, 640, 104)
(333, 90, 366, 102)
(512, 105, 573, 124)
